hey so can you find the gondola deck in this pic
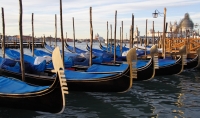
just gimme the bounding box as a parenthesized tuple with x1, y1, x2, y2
(0, 48, 69, 113)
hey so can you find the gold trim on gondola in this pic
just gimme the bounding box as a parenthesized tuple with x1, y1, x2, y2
(177, 45, 187, 74)
(52, 47, 69, 113)
(126, 47, 137, 80)
(154, 55, 159, 69)
(150, 45, 159, 69)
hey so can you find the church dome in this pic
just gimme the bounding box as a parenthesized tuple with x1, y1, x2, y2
(179, 13, 194, 29)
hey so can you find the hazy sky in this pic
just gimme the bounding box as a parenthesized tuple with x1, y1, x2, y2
(0, 0, 200, 39)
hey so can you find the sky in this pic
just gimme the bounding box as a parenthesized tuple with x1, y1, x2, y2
(0, 0, 200, 40)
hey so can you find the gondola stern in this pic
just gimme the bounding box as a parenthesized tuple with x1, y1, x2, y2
(177, 45, 187, 74)
(126, 48, 137, 81)
(52, 46, 69, 113)
(150, 45, 159, 69)
(143, 45, 158, 81)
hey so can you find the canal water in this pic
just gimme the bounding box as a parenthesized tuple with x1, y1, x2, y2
(0, 42, 200, 118)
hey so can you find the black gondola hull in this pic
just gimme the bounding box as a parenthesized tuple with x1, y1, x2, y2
(67, 66, 132, 92)
(137, 59, 154, 81)
(0, 66, 132, 92)
(0, 75, 65, 113)
(155, 58, 183, 76)
(184, 56, 199, 69)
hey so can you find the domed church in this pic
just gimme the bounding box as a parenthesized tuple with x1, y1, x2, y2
(147, 13, 197, 38)
(178, 13, 194, 31)
(169, 13, 197, 37)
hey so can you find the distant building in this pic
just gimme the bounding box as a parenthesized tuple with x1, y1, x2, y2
(95, 33, 105, 43)
(147, 13, 198, 38)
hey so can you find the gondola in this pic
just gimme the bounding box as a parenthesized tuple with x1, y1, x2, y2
(65, 41, 87, 54)
(98, 43, 188, 77)
(134, 44, 158, 81)
(0, 58, 68, 113)
(5, 48, 54, 70)
(5, 47, 92, 69)
(99, 41, 129, 52)
(5, 41, 158, 82)
(0, 47, 136, 92)
(86, 43, 123, 61)
(155, 45, 187, 76)
(98, 42, 130, 57)
(64, 41, 119, 63)
(61, 41, 158, 81)
(32, 48, 91, 67)
(44, 41, 103, 64)
(134, 44, 200, 70)
(86, 45, 159, 81)
(53, 47, 135, 92)
(45, 46, 158, 81)
(87, 43, 144, 58)
(184, 48, 200, 69)
(43, 41, 55, 53)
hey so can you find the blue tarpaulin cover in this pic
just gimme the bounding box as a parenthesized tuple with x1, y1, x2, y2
(65, 70, 114, 80)
(0, 56, 46, 73)
(5, 49, 47, 72)
(33, 48, 89, 67)
(158, 58, 176, 67)
(86, 63, 128, 72)
(0, 76, 49, 94)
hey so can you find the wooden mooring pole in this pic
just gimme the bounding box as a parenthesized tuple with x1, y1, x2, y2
(72, 17, 75, 52)
(60, 0, 64, 65)
(107, 21, 108, 52)
(152, 21, 155, 45)
(1, 7, 5, 58)
(19, 0, 25, 81)
(110, 24, 112, 52)
(89, 7, 93, 66)
(145, 19, 148, 56)
(32, 13, 34, 56)
(55, 14, 57, 46)
(162, 7, 167, 59)
(114, 10, 117, 63)
(120, 27, 122, 56)
(121, 21, 123, 48)
(132, 14, 134, 48)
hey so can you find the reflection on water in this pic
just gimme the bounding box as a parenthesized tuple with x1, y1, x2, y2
(0, 42, 200, 117)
